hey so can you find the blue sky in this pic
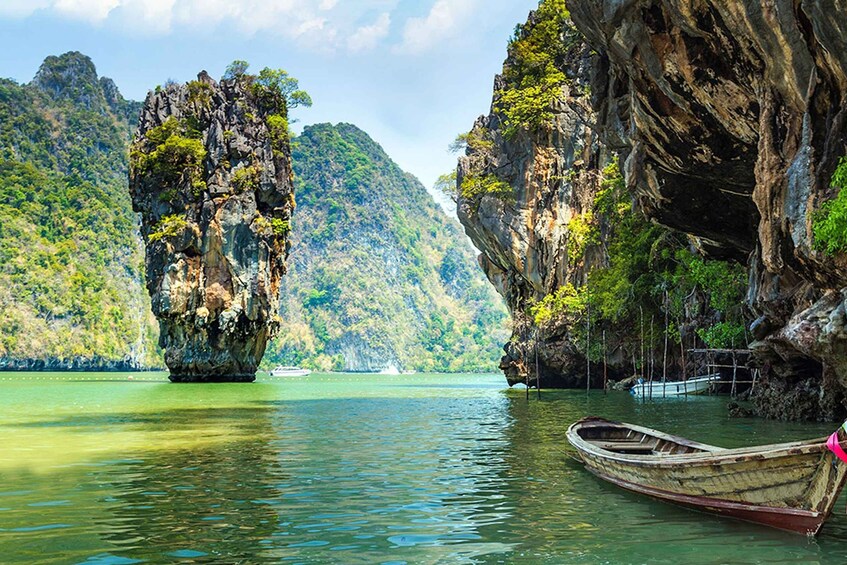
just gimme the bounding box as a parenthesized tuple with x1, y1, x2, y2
(0, 0, 537, 201)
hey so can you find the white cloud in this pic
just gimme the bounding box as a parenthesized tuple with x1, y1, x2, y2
(347, 12, 390, 53)
(0, 0, 397, 52)
(54, 0, 120, 22)
(398, 0, 476, 54)
(0, 0, 52, 18)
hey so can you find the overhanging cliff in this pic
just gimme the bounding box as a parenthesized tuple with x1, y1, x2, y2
(457, 1, 847, 420)
(569, 0, 847, 420)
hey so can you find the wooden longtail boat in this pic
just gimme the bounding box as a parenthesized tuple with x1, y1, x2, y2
(566, 417, 847, 535)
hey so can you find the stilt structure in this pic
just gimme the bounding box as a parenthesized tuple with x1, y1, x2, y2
(688, 349, 755, 397)
(535, 328, 540, 400)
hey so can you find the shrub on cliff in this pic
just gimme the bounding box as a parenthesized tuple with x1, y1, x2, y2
(129, 116, 207, 195)
(148, 214, 189, 243)
(496, 0, 577, 138)
(459, 173, 513, 202)
(223, 60, 312, 112)
(813, 156, 847, 255)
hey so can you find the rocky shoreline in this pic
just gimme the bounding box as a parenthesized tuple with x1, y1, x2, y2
(0, 357, 161, 372)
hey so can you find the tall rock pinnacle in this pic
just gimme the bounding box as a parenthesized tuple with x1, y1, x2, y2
(129, 70, 295, 382)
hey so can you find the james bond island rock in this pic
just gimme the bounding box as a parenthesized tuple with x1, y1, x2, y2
(130, 68, 298, 382)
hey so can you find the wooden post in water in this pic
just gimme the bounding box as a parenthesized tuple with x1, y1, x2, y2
(586, 301, 591, 394)
(535, 327, 541, 400)
(662, 291, 669, 399)
(731, 349, 738, 398)
(705, 348, 710, 395)
(524, 319, 529, 401)
(649, 315, 654, 400)
(603, 330, 608, 395)
(680, 318, 688, 397)
(639, 306, 645, 381)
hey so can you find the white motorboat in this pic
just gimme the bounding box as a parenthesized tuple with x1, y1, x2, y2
(270, 366, 311, 377)
(630, 373, 719, 397)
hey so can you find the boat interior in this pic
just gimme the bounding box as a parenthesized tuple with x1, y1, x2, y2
(577, 421, 712, 456)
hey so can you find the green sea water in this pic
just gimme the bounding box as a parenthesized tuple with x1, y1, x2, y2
(1, 372, 847, 564)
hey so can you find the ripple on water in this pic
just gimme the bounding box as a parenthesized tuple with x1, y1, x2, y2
(2, 377, 847, 564)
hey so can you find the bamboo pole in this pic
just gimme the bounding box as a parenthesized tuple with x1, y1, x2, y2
(524, 319, 529, 401)
(679, 318, 686, 381)
(535, 328, 541, 400)
(639, 306, 645, 381)
(603, 329, 608, 395)
(649, 315, 654, 400)
(662, 291, 669, 399)
(731, 350, 738, 398)
(586, 302, 591, 394)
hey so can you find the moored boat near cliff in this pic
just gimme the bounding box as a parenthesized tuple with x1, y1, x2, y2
(630, 374, 719, 398)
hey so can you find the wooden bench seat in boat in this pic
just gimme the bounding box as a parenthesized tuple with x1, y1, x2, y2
(588, 440, 658, 452)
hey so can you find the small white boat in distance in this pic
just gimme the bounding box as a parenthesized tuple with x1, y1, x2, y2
(270, 366, 311, 377)
(630, 373, 719, 397)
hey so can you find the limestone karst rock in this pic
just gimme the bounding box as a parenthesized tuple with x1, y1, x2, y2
(567, 0, 847, 419)
(458, 1, 847, 419)
(456, 16, 609, 387)
(130, 71, 294, 382)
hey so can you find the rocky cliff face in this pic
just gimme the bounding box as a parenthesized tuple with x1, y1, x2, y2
(456, 18, 612, 386)
(130, 72, 294, 382)
(567, 0, 847, 420)
(459, 1, 847, 419)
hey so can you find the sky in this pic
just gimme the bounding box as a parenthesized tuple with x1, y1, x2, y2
(0, 0, 538, 205)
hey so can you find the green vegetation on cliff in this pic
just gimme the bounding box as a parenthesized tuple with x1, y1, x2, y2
(497, 0, 577, 137)
(130, 116, 207, 195)
(813, 156, 847, 255)
(263, 123, 509, 372)
(0, 52, 159, 368)
(530, 160, 748, 361)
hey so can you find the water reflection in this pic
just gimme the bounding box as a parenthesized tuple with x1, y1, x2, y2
(98, 407, 284, 562)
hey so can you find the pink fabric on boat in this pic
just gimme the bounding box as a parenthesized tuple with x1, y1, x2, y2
(826, 431, 847, 464)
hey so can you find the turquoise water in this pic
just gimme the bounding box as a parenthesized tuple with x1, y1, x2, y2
(1, 372, 847, 564)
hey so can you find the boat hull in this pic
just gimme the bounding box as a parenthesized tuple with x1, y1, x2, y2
(567, 417, 847, 535)
(270, 369, 311, 377)
(586, 466, 829, 535)
(630, 374, 718, 397)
